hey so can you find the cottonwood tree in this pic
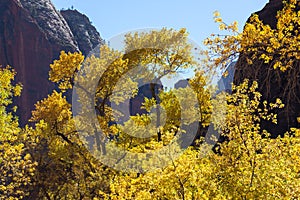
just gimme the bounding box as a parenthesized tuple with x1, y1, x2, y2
(0, 66, 36, 200)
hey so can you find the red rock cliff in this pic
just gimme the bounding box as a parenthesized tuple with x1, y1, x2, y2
(0, 0, 102, 125)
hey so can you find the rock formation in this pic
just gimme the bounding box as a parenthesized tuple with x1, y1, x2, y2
(0, 0, 103, 125)
(174, 79, 190, 89)
(19, 0, 79, 50)
(61, 9, 104, 56)
(130, 82, 163, 116)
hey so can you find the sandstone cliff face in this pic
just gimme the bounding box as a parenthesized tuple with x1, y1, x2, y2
(20, 0, 79, 50)
(61, 9, 104, 56)
(233, 0, 300, 137)
(0, 0, 102, 125)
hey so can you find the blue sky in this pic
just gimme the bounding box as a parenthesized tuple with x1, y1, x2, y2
(51, 0, 268, 45)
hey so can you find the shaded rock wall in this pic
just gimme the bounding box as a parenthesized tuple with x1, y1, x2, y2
(233, 0, 300, 137)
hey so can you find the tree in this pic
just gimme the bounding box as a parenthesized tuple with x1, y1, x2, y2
(204, 0, 300, 136)
(209, 80, 300, 199)
(0, 66, 36, 200)
(107, 80, 300, 199)
(3, 2, 300, 196)
(25, 28, 212, 197)
(53, 28, 212, 172)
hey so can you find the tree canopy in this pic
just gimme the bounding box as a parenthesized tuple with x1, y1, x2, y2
(1, 1, 300, 199)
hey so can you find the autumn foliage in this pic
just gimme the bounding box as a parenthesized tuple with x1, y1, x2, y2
(1, 1, 300, 199)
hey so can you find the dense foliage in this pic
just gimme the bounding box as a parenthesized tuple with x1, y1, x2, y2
(1, 1, 300, 199)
